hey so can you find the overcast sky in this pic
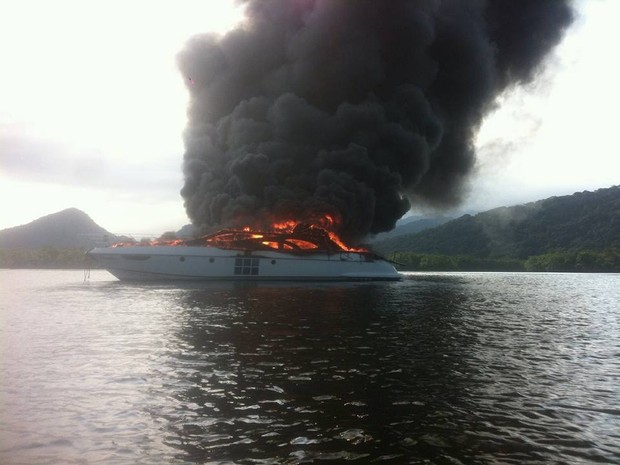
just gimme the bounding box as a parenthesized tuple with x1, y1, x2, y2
(1, 0, 618, 235)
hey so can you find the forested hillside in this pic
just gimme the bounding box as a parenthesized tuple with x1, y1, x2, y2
(0, 209, 118, 269)
(374, 186, 620, 267)
(0, 208, 117, 249)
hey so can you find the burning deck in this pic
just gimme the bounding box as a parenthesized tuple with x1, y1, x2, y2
(113, 216, 367, 255)
(188, 224, 366, 254)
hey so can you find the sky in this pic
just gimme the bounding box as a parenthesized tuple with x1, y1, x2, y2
(1, 0, 618, 236)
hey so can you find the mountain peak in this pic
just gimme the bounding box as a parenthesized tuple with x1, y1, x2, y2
(0, 208, 117, 248)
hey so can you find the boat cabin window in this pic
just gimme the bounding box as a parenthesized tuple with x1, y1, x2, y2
(234, 257, 259, 275)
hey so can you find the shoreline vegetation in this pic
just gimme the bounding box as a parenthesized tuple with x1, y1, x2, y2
(0, 248, 100, 270)
(1, 247, 618, 272)
(390, 249, 620, 272)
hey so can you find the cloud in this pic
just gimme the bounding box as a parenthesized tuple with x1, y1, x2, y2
(0, 125, 181, 193)
(1, 133, 102, 183)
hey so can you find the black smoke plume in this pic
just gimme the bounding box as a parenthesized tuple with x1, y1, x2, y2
(178, 0, 573, 243)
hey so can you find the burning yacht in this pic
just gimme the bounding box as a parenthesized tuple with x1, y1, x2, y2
(87, 222, 401, 281)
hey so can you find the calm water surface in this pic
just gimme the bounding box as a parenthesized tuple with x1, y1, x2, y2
(1, 270, 619, 464)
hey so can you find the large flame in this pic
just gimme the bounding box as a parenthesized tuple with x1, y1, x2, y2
(259, 214, 364, 252)
(206, 213, 367, 253)
(112, 213, 366, 253)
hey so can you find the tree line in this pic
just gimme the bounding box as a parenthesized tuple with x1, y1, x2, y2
(391, 248, 620, 272)
(0, 248, 99, 269)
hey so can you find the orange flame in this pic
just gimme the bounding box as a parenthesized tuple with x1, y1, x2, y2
(272, 220, 298, 231)
(111, 213, 366, 253)
(240, 213, 366, 252)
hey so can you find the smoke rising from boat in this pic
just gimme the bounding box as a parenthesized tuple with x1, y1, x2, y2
(178, 0, 574, 243)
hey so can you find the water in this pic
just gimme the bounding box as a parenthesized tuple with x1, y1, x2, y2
(1, 270, 619, 464)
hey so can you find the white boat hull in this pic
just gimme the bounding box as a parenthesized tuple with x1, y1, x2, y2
(87, 246, 401, 281)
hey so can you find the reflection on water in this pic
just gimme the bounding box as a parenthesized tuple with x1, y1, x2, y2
(1, 270, 619, 464)
(158, 282, 477, 463)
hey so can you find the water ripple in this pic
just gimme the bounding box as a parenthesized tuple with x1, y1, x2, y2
(1, 270, 619, 464)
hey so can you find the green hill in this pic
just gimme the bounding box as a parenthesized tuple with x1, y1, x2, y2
(373, 186, 620, 271)
(0, 209, 119, 269)
(0, 208, 117, 249)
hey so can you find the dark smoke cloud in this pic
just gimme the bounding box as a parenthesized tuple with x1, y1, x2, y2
(178, 0, 573, 243)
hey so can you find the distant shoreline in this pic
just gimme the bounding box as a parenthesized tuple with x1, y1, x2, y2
(0, 247, 99, 270)
(390, 249, 620, 273)
(1, 247, 618, 273)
